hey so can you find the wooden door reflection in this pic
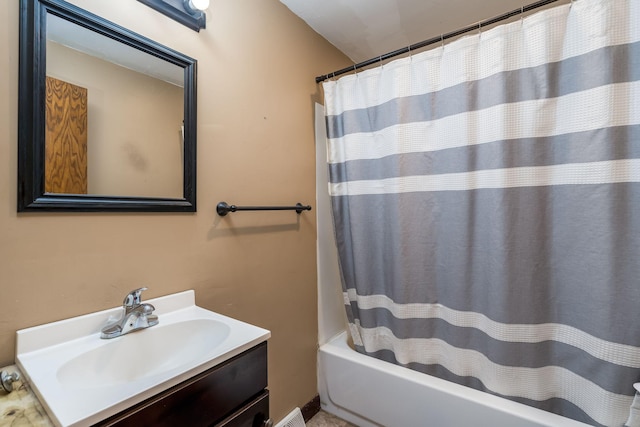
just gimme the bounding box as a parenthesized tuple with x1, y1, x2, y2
(45, 76, 88, 194)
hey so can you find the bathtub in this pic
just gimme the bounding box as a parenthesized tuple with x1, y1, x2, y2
(318, 331, 592, 427)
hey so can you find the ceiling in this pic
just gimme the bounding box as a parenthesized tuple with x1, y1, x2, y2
(48, 14, 183, 86)
(279, 0, 570, 64)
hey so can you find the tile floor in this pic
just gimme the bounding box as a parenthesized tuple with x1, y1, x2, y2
(306, 410, 358, 427)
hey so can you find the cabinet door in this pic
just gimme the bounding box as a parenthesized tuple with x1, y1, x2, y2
(97, 342, 268, 427)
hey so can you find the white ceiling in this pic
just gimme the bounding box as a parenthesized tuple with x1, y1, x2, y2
(279, 0, 570, 64)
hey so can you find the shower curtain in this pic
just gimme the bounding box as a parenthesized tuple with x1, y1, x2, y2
(322, 0, 640, 425)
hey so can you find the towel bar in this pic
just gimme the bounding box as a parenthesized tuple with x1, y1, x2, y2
(216, 202, 312, 216)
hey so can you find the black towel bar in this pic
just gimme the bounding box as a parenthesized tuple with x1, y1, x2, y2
(216, 201, 312, 216)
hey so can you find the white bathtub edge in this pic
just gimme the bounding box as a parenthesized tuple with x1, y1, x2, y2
(318, 331, 591, 427)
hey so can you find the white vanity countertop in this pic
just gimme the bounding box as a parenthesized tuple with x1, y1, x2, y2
(15, 290, 270, 427)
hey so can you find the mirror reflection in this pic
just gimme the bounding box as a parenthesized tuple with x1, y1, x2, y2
(45, 14, 185, 199)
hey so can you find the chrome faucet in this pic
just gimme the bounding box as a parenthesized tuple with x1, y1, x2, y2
(100, 287, 158, 339)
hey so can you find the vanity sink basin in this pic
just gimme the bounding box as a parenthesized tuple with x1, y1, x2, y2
(57, 319, 230, 389)
(15, 290, 270, 427)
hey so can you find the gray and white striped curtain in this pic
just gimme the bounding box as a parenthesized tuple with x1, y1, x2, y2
(323, 0, 640, 425)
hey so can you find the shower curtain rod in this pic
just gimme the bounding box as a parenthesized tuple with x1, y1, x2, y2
(315, 0, 563, 83)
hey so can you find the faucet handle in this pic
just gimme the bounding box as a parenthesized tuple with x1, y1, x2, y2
(123, 287, 148, 308)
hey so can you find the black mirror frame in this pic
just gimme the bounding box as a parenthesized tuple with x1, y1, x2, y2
(18, 0, 197, 212)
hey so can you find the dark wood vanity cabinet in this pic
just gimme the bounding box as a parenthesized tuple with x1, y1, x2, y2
(96, 342, 269, 427)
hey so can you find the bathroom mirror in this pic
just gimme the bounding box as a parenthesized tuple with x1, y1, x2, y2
(18, 0, 197, 212)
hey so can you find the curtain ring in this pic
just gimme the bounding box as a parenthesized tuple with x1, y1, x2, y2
(520, 6, 524, 26)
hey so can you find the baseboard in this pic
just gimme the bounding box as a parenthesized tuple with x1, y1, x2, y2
(301, 395, 321, 422)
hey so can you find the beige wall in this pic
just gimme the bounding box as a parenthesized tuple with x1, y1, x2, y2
(0, 0, 349, 422)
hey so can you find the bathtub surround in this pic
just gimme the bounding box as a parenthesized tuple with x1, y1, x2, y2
(323, 0, 640, 425)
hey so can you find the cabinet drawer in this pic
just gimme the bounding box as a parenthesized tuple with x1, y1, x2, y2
(215, 390, 269, 427)
(97, 342, 268, 427)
